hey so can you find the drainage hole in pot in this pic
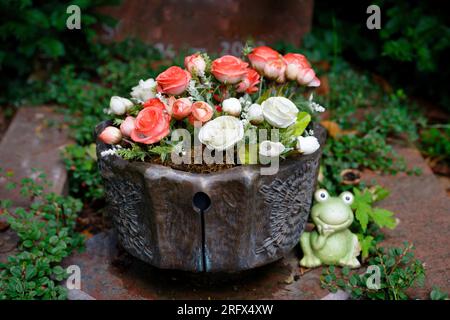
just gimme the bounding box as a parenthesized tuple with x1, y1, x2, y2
(192, 192, 211, 212)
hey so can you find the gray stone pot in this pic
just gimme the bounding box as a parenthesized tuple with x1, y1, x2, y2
(95, 121, 326, 272)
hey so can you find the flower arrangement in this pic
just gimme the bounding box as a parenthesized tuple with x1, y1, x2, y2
(98, 45, 326, 171)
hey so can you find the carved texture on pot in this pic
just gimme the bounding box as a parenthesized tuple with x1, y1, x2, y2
(257, 160, 317, 257)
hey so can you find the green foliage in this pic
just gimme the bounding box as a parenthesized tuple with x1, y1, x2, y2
(419, 126, 450, 164)
(321, 242, 426, 300)
(0, 169, 84, 300)
(116, 142, 174, 163)
(310, 0, 450, 110)
(351, 186, 396, 259)
(62, 144, 103, 201)
(0, 0, 120, 105)
(430, 287, 449, 300)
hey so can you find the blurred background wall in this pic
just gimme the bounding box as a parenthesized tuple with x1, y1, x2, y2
(97, 0, 314, 56)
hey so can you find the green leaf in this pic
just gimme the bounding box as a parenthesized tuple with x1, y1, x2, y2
(354, 202, 371, 232)
(370, 208, 397, 229)
(358, 234, 374, 259)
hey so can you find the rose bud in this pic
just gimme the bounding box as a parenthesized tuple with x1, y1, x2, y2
(259, 141, 285, 158)
(156, 66, 191, 95)
(222, 98, 241, 117)
(189, 101, 214, 126)
(109, 96, 134, 115)
(184, 53, 206, 75)
(297, 68, 316, 85)
(172, 98, 193, 120)
(248, 46, 280, 72)
(296, 136, 320, 155)
(263, 58, 286, 83)
(120, 116, 136, 137)
(247, 103, 264, 124)
(283, 53, 311, 81)
(99, 126, 122, 145)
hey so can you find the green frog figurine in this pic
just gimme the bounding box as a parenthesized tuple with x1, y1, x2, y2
(300, 189, 361, 268)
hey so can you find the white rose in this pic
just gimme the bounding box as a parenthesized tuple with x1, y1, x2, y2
(198, 116, 244, 151)
(296, 136, 320, 155)
(259, 141, 285, 157)
(109, 96, 133, 115)
(222, 98, 242, 116)
(247, 103, 264, 124)
(261, 97, 298, 128)
(130, 78, 157, 102)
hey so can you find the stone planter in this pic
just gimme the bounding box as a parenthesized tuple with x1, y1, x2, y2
(95, 121, 326, 272)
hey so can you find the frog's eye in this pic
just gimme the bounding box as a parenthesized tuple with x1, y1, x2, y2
(340, 192, 354, 205)
(315, 189, 329, 202)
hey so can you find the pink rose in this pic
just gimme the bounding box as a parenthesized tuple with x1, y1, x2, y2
(236, 68, 260, 94)
(130, 104, 171, 144)
(172, 98, 193, 120)
(248, 46, 280, 72)
(156, 66, 191, 95)
(184, 53, 206, 75)
(188, 101, 213, 126)
(263, 58, 286, 83)
(211, 55, 248, 84)
(120, 116, 136, 137)
(99, 126, 122, 145)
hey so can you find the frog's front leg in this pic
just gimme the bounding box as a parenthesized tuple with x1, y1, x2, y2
(299, 231, 322, 268)
(338, 233, 361, 268)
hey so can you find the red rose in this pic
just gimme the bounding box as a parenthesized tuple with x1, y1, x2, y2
(130, 104, 171, 144)
(211, 55, 248, 84)
(248, 46, 280, 72)
(172, 98, 193, 120)
(236, 68, 260, 94)
(156, 66, 191, 95)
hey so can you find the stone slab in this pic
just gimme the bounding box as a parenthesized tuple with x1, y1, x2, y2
(64, 230, 329, 300)
(0, 106, 71, 206)
(363, 144, 450, 299)
(0, 106, 72, 261)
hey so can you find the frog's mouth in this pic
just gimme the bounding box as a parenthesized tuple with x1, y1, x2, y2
(315, 216, 350, 234)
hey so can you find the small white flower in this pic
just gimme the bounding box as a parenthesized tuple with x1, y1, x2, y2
(296, 136, 320, 155)
(259, 141, 285, 158)
(222, 98, 242, 116)
(109, 96, 133, 115)
(262, 97, 298, 128)
(130, 78, 157, 102)
(247, 103, 264, 124)
(198, 116, 244, 151)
